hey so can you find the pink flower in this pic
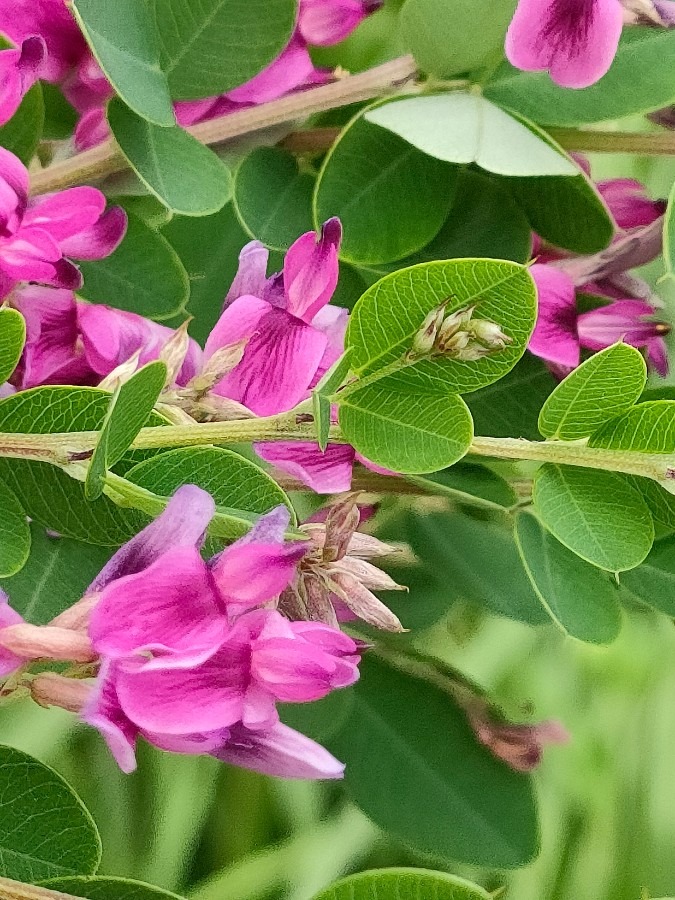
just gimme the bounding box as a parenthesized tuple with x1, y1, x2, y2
(505, 0, 624, 89)
(298, 0, 383, 45)
(596, 178, 666, 231)
(0, 0, 86, 82)
(529, 264, 670, 375)
(0, 590, 27, 678)
(9, 286, 201, 390)
(78, 486, 359, 777)
(0, 36, 46, 126)
(0, 149, 126, 298)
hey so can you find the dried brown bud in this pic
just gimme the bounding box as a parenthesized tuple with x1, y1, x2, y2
(159, 320, 192, 387)
(329, 571, 405, 632)
(189, 339, 248, 395)
(323, 496, 361, 562)
(411, 302, 448, 355)
(98, 351, 141, 391)
(471, 319, 512, 349)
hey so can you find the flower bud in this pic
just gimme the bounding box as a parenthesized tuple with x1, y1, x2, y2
(0, 624, 96, 662)
(98, 350, 140, 391)
(323, 496, 361, 562)
(411, 303, 447, 356)
(471, 319, 512, 349)
(159, 320, 193, 388)
(30, 673, 92, 713)
(455, 343, 494, 362)
(329, 571, 405, 632)
(195, 338, 249, 391)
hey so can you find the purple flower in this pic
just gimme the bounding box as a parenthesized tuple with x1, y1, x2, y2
(298, 0, 383, 45)
(77, 486, 360, 777)
(596, 177, 666, 231)
(505, 0, 624, 88)
(529, 264, 670, 375)
(0, 149, 126, 298)
(0, 36, 46, 126)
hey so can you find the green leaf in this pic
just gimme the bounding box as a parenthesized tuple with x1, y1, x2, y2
(515, 512, 622, 643)
(42, 877, 186, 900)
(233, 147, 315, 251)
(403, 510, 549, 625)
(86, 362, 167, 501)
(0, 745, 101, 880)
(41, 84, 78, 141)
(400, 0, 515, 76)
(346, 259, 537, 393)
(339, 385, 473, 473)
(328, 654, 539, 868)
(0, 387, 144, 545)
(125, 446, 295, 539)
(466, 353, 556, 441)
(312, 351, 353, 453)
(314, 113, 458, 265)
(538, 343, 647, 440)
(365, 94, 577, 176)
(0, 308, 25, 385)
(280, 689, 354, 744)
(407, 461, 517, 510)
(162, 204, 250, 344)
(0, 524, 112, 624)
(108, 99, 232, 216)
(620, 535, 675, 616)
(589, 400, 675, 452)
(632, 477, 675, 531)
(0, 478, 29, 578)
(533, 464, 654, 571)
(312, 868, 491, 900)
(0, 81, 44, 165)
(79, 212, 190, 319)
(153, 0, 297, 100)
(71, 0, 174, 125)
(485, 28, 675, 125)
(665, 180, 675, 281)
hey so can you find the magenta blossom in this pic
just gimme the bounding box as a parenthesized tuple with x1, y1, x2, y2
(0, 36, 45, 126)
(298, 0, 383, 45)
(9, 286, 202, 390)
(596, 178, 666, 231)
(529, 264, 670, 375)
(505, 0, 624, 88)
(80, 485, 360, 777)
(0, 149, 126, 298)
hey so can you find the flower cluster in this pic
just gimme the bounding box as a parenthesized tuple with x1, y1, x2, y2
(1, 486, 384, 778)
(0, 0, 381, 149)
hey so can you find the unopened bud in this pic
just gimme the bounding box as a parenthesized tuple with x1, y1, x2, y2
(31, 673, 92, 713)
(303, 571, 339, 628)
(411, 303, 447, 356)
(0, 624, 95, 662)
(98, 351, 140, 391)
(437, 305, 475, 343)
(160, 320, 192, 388)
(50, 593, 99, 633)
(455, 343, 494, 362)
(323, 496, 361, 562)
(329, 571, 405, 632)
(335, 557, 405, 592)
(438, 330, 471, 353)
(471, 319, 512, 349)
(191, 339, 248, 394)
(470, 714, 569, 772)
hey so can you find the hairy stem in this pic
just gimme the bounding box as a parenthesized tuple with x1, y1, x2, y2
(30, 55, 418, 196)
(0, 878, 86, 900)
(547, 128, 675, 156)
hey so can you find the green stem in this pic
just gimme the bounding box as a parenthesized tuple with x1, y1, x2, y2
(547, 127, 675, 157)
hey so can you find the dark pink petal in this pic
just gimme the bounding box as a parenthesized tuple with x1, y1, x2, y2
(174, 98, 223, 127)
(115, 644, 250, 734)
(0, 589, 25, 678)
(578, 300, 671, 376)
(0, 0, 88, 82)
(211, 303, 327, 416)
(10, 286, 95, 388)
(283, 218, 342, 322)
(144, 726, 232, 755)
(0, 225, 62, 282)
(89, 485, 215, 591)
(505, 0, 623, 89)
(255, 442, 355, 493)
(227, 36, 316, 104)
(45, 257, 83, 291)
(89, 547, 227, 668)
(0, 37, 45, 127)
(81, 660, 139, 773)
(210, 541, 307, 617)
(74, 106, 110, 151)
(24, 187, 106, 241)
(528, 265, 581, 368)
(0, 145, 29, 214)
(223, 241, 270, 307)
(59, 206, 127, 260)
(310, 304, 349, 387)
(299, 0, 380, 44)
(212, 722, 345, 779)
(596, 178, 666, 231)
(647, 337, 669, 378)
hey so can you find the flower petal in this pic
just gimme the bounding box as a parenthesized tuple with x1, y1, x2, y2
(24, 187, 106, 240)
(528, 265, 581, 368)
(226, 36, 315, 104)
(299, 0, 380, 45)
(283, 218, 342, 322)
(81, 660, 139, 773)
(0, 589, 25, 678)
(59, 206, 127, 260)
(597, 178, 666, 231)
(255, 442, 355, 493)
(223, 241, 270, 307)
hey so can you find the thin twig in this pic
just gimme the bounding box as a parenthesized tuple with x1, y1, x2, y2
(0, 877, 86, 900)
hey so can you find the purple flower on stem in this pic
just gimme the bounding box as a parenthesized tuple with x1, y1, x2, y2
(298, 0, 383, 45)
(505, 0, 624, 88)
(529, 264, 670, 375)
(0, 36, 46, 126)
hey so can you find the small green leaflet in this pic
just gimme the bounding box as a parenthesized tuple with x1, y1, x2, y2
(108, 99, 232, 216)
(311, 868, 491, 900)
(365, 94, 578, 177)
(538, 343, 647, 440)
(515, 512, 622, 643)
(0, 478, 29, 577)
(533, 464, 654, 572)
(665, 180, 675, 280)
(406, 461, 517, 510)
(0, 81, 44, 165)
(588, 400, 675, 452)
(71, 0, 174, 125)
(313, 350, 353, 451)
(0, 307, 25, 385)
(86, 361, 167, 501)
(0, 745, 101, 881)
(620, 535, 675, 617)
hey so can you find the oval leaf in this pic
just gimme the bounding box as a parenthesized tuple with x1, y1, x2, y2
(312, 869, 490, 900)
(71, 0, 174, 125)
(108, 99, 232, 216)
(43, 877, 186, 900)
(407, 461, 517, 510)
(0, 81, 44, 165)
(0, 308, 25, 385)
(79, 212, 189, 319)
(620, 535, 675, 617)
(328, 654, 539, 868)
(0, 745, 101, 880)
(234, 147, 315, 251)
(538, 343, 647, 440)
(314, 113, 458, 265)
(154, 0, 297, 100)
(533, 464, 654, 572)
(0, 478, 29, 577)
(346, 259, 537, 394)
(339, 386, 473, 473)
(365, 94, 577, 177)
(125, 446, 295, 539)
(515, 512, 622, 643)
(485, 28, 675, 125)
(589, 400, 675, 452)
